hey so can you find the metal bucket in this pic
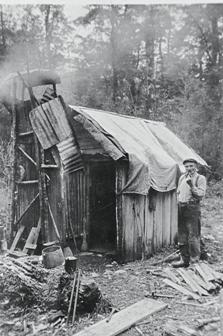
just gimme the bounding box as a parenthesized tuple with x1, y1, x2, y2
(42, 245, 65, 269)
(64, 256, 78, 274)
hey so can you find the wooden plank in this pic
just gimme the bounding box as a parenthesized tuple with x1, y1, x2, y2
(74, 298, 167, 336)
(195, 264, 208, 281)
(195, 264, 216, 290)
(163, 278, 200, 300)
(18, 131, 34, 137)
(170, 191, 177, 245)
(48, 203, 61, 241)
(164, 268, 181, 285)
(17, 180, 38, 185)
(23, 219, 41, 253)
(212, 270, 223, 281)
(18, 145, 37, 167)
(190, 270, 214, 292)
(9, 80, 17, 242)
(177, 269, 200, 294)
(195, 265, 216, 291)
(200, 263, 216, 282)
(10, 225, 25, 252)
(41, 164, 58, 169)
(186, 270, 209, 296)
(12, 193, 39, 228)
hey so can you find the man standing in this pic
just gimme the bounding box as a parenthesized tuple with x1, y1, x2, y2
(172, 158, 207, 268)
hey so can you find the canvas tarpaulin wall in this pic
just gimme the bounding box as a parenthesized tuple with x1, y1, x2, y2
(70, 106, 207, 195)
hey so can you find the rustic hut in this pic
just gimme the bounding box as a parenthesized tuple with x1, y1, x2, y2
(1, 70, 207, 261)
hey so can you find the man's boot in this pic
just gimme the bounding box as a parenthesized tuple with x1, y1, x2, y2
(172, 244, 190, 268)
(172, 256, 189, 268)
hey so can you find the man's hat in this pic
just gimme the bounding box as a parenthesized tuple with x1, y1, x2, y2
(183, 158, 198, 165)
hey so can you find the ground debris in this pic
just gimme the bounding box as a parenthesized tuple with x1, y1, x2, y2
(164, 319, 198, 336)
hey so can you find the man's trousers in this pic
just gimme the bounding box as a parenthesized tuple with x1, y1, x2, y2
(178, 204, 201, 263)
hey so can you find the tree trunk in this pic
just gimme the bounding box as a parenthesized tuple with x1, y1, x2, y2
(0, 5, 6, 53)
(44, 5, 52, 69)
(110, 6, 118, 104)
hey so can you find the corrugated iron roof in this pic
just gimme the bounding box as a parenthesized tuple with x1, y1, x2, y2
(70, 105, 207, 194)
(30, 97, 72, 149)
(57, 137, 83, 174)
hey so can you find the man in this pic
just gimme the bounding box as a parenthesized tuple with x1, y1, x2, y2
(172, 158, 207, 268)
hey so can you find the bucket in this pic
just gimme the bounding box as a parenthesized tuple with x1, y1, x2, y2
(42, 245, 65, 269)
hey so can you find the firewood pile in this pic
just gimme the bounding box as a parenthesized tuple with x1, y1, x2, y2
(0, 256, 48, 308)
(0, 256, 109, 316)
(147, 262, 223, 300)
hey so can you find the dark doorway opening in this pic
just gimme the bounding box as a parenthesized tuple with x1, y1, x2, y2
(89, 162, 116, 252)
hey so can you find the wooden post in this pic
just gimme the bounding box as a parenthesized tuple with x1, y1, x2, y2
(18, 72, 49, 243)
(9, 80, 17, 243)
(115, 163, 124, 260)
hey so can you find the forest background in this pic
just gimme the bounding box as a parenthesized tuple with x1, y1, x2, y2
(0, 3, 223, 183)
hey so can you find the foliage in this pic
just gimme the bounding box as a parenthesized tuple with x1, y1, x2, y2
(0, 4, 223, 175)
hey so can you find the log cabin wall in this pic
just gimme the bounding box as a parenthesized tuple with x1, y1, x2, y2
(116, 162, 178, 262)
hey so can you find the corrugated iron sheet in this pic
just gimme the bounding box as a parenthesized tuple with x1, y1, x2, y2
(64, 169, 88, 238)
(57, 137, 83, 174)
(116, 164, 178, 262)
(30, 97, 72, 149)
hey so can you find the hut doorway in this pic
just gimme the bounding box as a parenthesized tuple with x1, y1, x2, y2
(89, 162, 116, 252)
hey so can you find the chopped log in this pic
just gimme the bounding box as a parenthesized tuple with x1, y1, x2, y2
(58, 272, 106, 315)
(163, 278, 200, 300)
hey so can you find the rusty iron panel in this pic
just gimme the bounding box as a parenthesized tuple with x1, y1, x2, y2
(57, 137, 83, 174)
(70, 118, 108, 156)
(65, 170, 87, 238)
(30, 97, 72, 149)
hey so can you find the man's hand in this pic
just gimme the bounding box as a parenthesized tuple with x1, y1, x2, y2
(186, 178, 193, 187)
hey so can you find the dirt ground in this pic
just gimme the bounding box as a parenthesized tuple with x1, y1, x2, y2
(0, 181, 223, 336)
